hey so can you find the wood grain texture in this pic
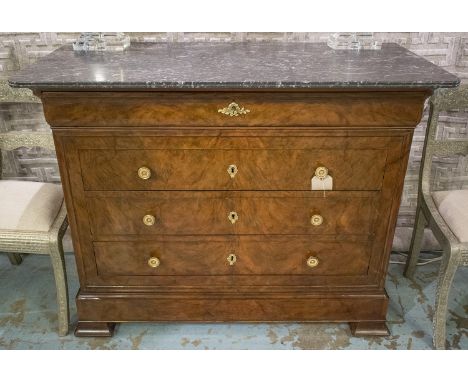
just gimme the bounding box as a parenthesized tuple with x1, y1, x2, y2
(80, 146, 386, 191)
(94, 238, 372, 277)
(41, 91, 428, 127)
(75, 292, 388, 323)
(86, 191, 377, 237)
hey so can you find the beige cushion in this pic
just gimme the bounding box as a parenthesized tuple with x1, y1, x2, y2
(0, 180, 63, 232)
(432, 189, 468, 243)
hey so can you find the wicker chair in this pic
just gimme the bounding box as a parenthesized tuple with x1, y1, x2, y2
(0, 131, 69, 336)
(404, 85, 468, 349)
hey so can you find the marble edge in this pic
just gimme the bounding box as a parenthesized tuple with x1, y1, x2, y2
(7, 79, 461, 90)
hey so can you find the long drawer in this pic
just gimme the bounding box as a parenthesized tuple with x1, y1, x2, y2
(94, 237, 372, 277)
(80, 147, 386, 191)
(42, 91, 426, 127)
(86, 191, 377, 238)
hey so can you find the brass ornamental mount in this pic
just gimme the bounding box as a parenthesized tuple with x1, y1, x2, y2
(148, 257, 160, 268)
(138, 166, 152, 180)
(143, 214, 156, 226)
(218, 102, 250, 117)
(228, 211, 239, 224)
(315, 166, 329, 180)
(307, 256, 319, 268)
(310, 214, 324, 226)
(227, 164, 238, 179)
(227, 253, 237, 266)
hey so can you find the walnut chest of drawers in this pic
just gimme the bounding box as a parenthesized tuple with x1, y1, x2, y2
(10, 42, 459, 337)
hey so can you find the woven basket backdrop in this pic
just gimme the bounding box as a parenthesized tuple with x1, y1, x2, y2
(1, 32, 468, 250)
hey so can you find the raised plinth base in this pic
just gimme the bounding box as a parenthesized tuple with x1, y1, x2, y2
(74, 289, 390, 338)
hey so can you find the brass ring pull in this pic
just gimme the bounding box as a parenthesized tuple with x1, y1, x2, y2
(138, 166, 152, 180)
(148, 257, 160, 268)
(227, 164, 238, 179)
(143, 214, 156, 226)
(307, 256, 319, 268)
(315, 166, 328, 180)
(228, 211, 239, 224)
(218, 102, 250, 117)
(310, 214, 324, 226)
(227, 253, 237, 266)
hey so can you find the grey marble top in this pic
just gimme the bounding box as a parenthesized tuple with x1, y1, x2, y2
(9, 42, 459, 90)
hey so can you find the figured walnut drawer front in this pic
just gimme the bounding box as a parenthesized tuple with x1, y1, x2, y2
(42, 91, 427, 127)
(87, 191, 376, 237)
(94, 238, 371, 277)
(80, 148, 386, 191)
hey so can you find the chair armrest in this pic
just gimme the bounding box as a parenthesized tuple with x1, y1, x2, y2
(0, 132, 55, 151)
(432, 85, 468, 109)
(0, 80, 41, 103)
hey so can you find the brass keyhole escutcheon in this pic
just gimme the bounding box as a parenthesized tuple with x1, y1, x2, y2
(310, 214, 324, 226)
(227, 253, 237, 266)
(228, 211, 239, 224)
(143, 214, 156, 226)
(307, 256, 319, 268)
(315, 166, 329, 180)
(148, 257, 160, 268)
(138, 166, 152, 180)
(227, 164, 238, 179)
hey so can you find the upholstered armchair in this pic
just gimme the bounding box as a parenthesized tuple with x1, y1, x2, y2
(404, 85, 468, 349)
(0, 131, 69, 336)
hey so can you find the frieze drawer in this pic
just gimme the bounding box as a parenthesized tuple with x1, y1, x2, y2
(41, 91, 427, 127)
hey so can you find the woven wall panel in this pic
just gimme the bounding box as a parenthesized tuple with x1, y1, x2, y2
(1, 32, 468, 231)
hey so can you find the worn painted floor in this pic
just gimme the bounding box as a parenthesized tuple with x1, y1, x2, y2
(0, 252, 466, 349)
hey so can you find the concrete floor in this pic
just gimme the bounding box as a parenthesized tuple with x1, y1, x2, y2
(0, 252, 466, 349)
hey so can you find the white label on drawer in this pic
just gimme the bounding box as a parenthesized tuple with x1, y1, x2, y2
(311, 175, 333, 195)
